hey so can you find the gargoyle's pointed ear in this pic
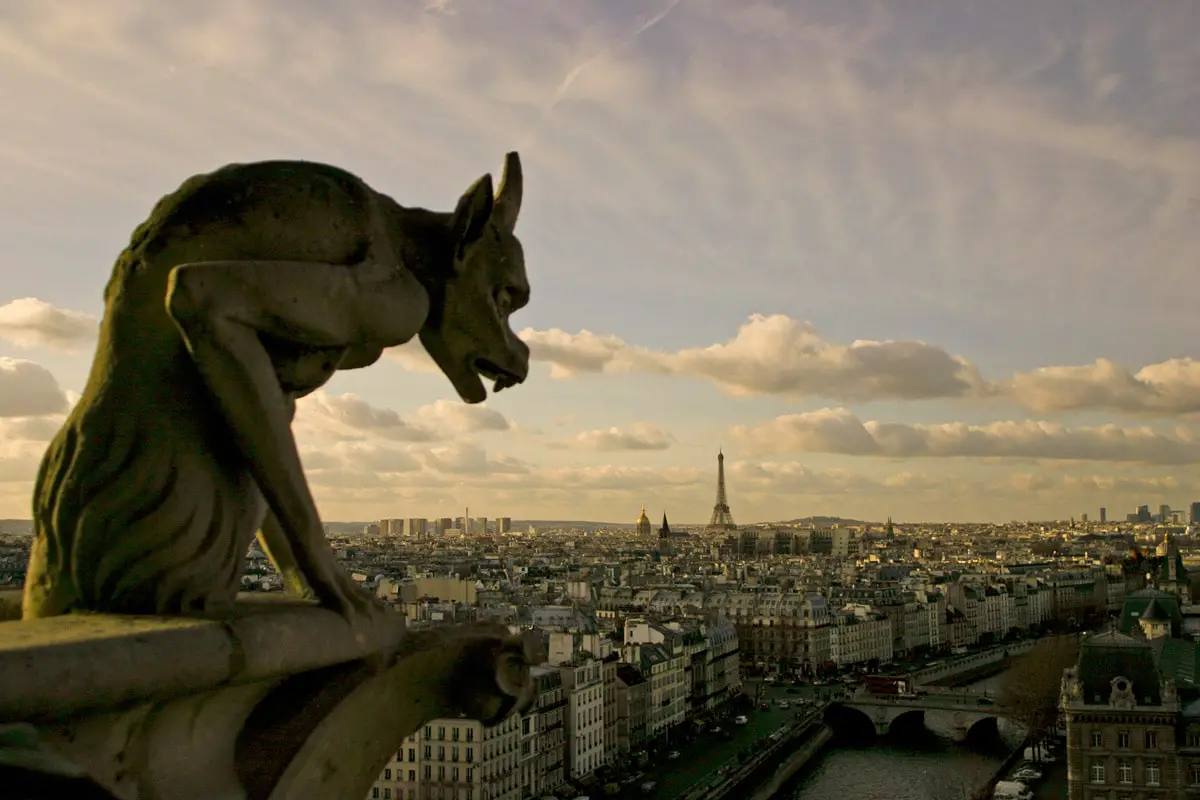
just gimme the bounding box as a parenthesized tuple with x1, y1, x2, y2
(451, 173, 494, 262)
(492, 151, 522, 232)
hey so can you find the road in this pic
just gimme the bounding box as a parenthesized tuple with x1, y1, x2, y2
(626, 680, 836, 798)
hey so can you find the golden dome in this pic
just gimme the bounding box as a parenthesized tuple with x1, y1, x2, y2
(636, 505, 650, 525)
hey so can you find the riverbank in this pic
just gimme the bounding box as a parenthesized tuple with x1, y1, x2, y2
(748, 724, 832, 800)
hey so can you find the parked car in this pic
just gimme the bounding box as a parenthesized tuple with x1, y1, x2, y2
(734, 715, 749, 725)
(667, 750, 680, 761)
(779, 701, 790, 709)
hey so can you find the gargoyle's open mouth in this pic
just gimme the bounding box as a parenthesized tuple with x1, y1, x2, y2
(474, 358, 524, 392)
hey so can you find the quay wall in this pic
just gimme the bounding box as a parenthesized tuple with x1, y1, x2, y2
(747, 724, 833, 800)
(910, 640, 1036, 686)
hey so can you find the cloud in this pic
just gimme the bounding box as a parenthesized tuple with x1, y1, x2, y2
(296, 391, 436, 442)
(0, 358, 70, 417)
(413, 399, 510, 434)
(415, 442, 529, 476)
(518, 318, 1198, 417)
(295, 391, 513, 446)
(734, 408, 1200, 464)
(384, 344, 440, 375)
(548, 422, 674, 452)
(1001, 358, 1200, 416)
(0, 415, 62, 483)
(0, 298, 98, 351)
(14, 298, 1200, 418)
(520, 315, 983, 401)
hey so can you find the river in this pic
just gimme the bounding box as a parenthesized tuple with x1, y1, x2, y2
(790, 672, 1027, 800)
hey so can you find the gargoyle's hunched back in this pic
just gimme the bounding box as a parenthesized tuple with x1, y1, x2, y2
(22, 162, 396, 619)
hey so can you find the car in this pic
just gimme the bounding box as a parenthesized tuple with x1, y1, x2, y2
(779, 701, 790, 709)
(734, 715, 749, 725)
(710, 726, 722, 734)
(758, 702, 769, 711)
(667, 750, 680, 760)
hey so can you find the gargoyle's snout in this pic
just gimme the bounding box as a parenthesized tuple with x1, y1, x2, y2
(475, 339, 529, 393)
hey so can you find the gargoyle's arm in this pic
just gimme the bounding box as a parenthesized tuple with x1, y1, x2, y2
(166, 258, 427, 617)
(256, 510, 313, 600)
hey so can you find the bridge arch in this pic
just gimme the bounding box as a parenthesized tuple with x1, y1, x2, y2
(886, 709, 926, 737)
(823, 702, 877, 741)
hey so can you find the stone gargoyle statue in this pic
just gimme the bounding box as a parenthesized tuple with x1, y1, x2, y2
(5, 153, 541, 799)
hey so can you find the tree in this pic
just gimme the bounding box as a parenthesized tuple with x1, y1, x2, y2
(998, 634, 1080, 761)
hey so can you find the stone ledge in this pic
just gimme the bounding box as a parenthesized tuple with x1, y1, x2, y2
(0, 597, 400, 723)
(0, 598, 537, 799)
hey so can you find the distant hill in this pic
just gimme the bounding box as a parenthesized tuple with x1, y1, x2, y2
(0, 520, 32, 536)
(776, 516, 874, 527)
(1, 517, 880, 536)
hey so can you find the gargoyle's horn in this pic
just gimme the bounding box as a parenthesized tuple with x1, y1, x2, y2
(493, 151, 522, 231)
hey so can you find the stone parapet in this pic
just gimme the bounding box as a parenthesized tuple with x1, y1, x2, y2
(0, 596, 540, 799)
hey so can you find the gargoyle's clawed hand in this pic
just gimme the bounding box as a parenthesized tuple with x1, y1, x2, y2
(313, 565, 397, 652)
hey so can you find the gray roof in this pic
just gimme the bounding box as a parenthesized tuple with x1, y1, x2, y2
(1077, 631, 1162, 706)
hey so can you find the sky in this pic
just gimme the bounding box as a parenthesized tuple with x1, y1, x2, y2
(1, 0, 1199, 525)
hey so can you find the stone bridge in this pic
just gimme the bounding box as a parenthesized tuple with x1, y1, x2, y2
(838, 688, 1019, 742)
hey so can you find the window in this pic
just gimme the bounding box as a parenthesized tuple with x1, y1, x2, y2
(424, 726, 432, 738)
(423, 766, 431, 780)
(408, 770, 415, 782)
(1191, 763, 1200, 786)
(466, 748, 474, 762)
(1146, 761, 1160, 786)
(1118, 731, 1130, 748)
(423, 746, 431, 760)
(1091, 763, 1105, 783)
(408, 749, 415, 763)
(467, 729, 475, 742)
(437, 747, 445, 761)
(384, 768, 391, 780)
(372, 790, 379, 799)
(1091, 731, 1103, 747)
(1190, 731, 1200, 748)
(1146, 731, 1159, 749)
(383, 791, 390, 800)
(437, 727, 445, 741)
(1118, 760, 1132, 784)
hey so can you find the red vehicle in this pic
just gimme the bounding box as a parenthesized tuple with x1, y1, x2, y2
(863, 674, 909, 695)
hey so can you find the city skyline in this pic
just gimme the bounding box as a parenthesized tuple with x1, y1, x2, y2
(1, 1, 1199, 523)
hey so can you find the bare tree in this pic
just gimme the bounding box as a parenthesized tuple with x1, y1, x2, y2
(999, 634, 1080, 760)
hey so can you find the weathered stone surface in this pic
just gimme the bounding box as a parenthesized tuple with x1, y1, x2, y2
(5, 153, 542, 798)
(0, 609, 541, 799)
(22, 153, 530, 634)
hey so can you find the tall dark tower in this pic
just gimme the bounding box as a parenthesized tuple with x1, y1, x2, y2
(707, 449, 737, 531)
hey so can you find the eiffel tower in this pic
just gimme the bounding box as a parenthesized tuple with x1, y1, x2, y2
(707, 449, 737, 530)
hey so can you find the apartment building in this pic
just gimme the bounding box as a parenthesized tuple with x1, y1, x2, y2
(368, 713, 521, 800)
